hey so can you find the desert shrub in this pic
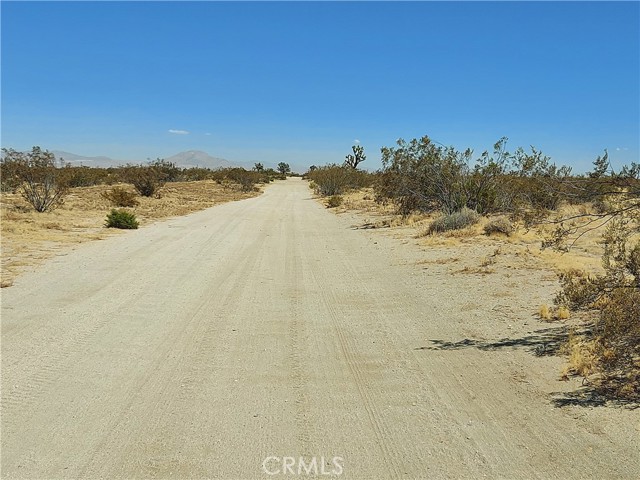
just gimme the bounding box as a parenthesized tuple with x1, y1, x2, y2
(105, 209, 139, 229)
(149, 158, 182, 182)
(62, 165, 111, 187)
(327, 195, 343, 208)
(308, 165, 350, 196)
(226, 168, 260, 192)
(556, 217, 640, 400)
(308, 165, 372, 196)
(376, 135, 571, 216)
(484, 217, 514, 236)
(181, 167, 214, 182)
(427, 208, 480, 234)
(101, 187, 139, 207)
(1, 146, 69, 212)
(122, 164, 165, 197)
(377, 137, 512, 215)
(0, 155, 24, 192)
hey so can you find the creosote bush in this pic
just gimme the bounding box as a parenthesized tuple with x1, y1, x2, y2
(1, 146, 69, 212)
(427, 208, 480, 234)
(105, 209, 139, 229)
(375, 135, 570, 216)
(308, 165, 372, 196)
(122, 165, 166, 197)
(101, 187, 139, 207)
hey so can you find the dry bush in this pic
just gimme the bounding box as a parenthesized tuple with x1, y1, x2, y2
(484, 217, 514, 236)
(101, 187, 139, 207)
(427, 208, 480, 234)
(556, 306, 570, 320)
(539, 304, 552, 320)
(540, 304, 570, 321)
(327, 195, 343, 208)
(561, 331, 598, 379)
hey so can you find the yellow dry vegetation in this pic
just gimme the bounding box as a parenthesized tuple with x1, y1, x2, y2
(335, 188, 613, 278)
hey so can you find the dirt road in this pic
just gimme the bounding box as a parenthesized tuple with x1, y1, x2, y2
(2, 178, 638, 479)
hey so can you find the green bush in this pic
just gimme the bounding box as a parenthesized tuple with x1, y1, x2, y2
(105, 209, 139, 229)
(427, 207, 480, 234)
(101, 187, 139, 207)
(327, 195, 343, 208)
(483, 217, 514, 236)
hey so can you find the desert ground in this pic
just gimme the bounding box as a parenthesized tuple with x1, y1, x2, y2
(1, 178, 638, 479)
(0, 180, 259, 286)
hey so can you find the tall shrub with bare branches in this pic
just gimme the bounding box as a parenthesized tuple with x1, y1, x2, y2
(1, 146, 69, 212)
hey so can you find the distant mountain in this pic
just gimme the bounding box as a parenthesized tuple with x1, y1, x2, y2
(52, 151, 124, 167)
(164, 150, 243, 169)
(50, 149, 249, 170)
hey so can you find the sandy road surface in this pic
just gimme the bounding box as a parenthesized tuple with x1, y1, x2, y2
(2, 178, 638, 479)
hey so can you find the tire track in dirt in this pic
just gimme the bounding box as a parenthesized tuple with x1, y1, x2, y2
(308, 260, 404, 479)
(78, 212, 272, 478)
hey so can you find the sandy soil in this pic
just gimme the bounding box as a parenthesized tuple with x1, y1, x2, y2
(2, 178, 638, 479)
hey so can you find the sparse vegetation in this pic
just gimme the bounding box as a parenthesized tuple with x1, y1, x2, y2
(315, 132, 639, 402)
(101, 186, 139, 207)
(105, 209, 139, 229)
(1, 175, 261, 284)
(427, 208, 480, 234)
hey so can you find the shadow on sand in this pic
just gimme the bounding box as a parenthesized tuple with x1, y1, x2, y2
(418, 325, 569, 357)
(418, 326, 638, 409)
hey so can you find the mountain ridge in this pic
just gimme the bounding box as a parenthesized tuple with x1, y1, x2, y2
(51, 150, 249, 170)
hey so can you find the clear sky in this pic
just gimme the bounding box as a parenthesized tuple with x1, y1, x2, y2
(2, 1, 638, 172)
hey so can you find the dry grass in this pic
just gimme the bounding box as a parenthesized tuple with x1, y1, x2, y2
(539, 304, 552, 320)
(1, 180, 260, 284)
(556, 306, 571, 320)
(560, 331, 598, 379)
(539, 304, 570, 322)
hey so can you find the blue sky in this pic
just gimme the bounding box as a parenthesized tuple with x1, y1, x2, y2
(2, 1, 638, 172)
